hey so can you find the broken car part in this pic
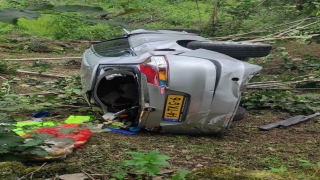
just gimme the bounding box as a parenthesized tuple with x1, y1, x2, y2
(80, 29, 270, 134)
(259, 113, 320, 131)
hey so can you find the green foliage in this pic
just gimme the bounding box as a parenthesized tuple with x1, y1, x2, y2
(0, 61, 18, 74)
(171, 169, 192, 180)
(0, 76, 86, 112)
(29, 60, 52, 73)
(269, 165, 288, 173)
(0, 4, 112, 25)
(18, 15, 123, 40)
(0, 114, 49, 161)
(241, 90, 317, 115)
(122, 150, 171, 177)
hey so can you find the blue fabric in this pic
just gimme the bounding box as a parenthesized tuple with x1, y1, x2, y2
(32, 111, 50, 118)
(107, 128, 136, 135)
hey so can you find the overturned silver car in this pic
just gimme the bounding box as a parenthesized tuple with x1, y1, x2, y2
(80, 29, 271, 134)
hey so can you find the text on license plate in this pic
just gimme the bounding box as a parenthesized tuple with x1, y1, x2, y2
(163, 95, 184, 122)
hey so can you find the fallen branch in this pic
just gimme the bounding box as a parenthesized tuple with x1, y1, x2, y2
(247, 78, 320, 88)
(247, 87, 320, 90)
(19, 91, 61, 96)
(275, 21, 319, 37)
(213, 17, 314, 40)
(248, 80, 282, 85)
(4, 57, 82, 61)
(245, 34, 320, 42)
(81, 170, 95, 180)
(56, 104, 87, 108)
(17, 69, 71, 78)
(272, 20, 306, 37)
(18, 163, 47, 180)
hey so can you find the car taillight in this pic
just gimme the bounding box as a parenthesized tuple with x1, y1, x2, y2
(140, 56, 169, 86)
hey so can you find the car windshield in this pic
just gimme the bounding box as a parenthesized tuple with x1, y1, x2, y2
(91, 38, 134, 57)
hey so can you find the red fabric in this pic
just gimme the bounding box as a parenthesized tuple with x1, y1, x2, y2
(34, 124, 92, 148)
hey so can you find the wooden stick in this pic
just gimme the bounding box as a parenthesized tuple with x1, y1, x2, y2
(247, 78, 320, 88)
(213, 17, 314, 40)
(4, 57, 82, 61)
(247, 87, 320, 90)
(19, 91, 61, 96)
(17, 69, 71, 78)
(245, 34, 320, 42)
(275, 21, 319, 37)
(248, 81, 282, 85)
(56, 104, 87, 108)
(272, 20, 305, 37)
(81, 170, 95, 180)
(18, 163, 47, 180)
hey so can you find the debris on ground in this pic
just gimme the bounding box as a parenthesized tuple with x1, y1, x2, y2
(259, 112, 320, 131)
(31, 110, 50, 121)
(64, 115, 91, 124)
(58, 173, 88, 180)
(10, 115, 94, 161)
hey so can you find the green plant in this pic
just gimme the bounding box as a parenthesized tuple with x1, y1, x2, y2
(297, 159, 320, 169)
(170, 169, 191, 180)
(30, 60, 52, 73)
(0, 60, 18, 74)
(0, 114, 50, 161)
(269, 165, 287, 173)
(241, 90, 316, 115)
(122, 150, 171, 177)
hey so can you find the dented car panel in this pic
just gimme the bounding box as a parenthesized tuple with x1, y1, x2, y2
(80, 29, 263, 134)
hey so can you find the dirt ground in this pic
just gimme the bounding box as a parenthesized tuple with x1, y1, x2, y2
(1, 37, 319, 179)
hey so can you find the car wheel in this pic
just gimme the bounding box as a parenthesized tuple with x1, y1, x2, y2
(187, 40, 272, 59)
(158, 28, 200, 35)
(233, 106, 246, 121)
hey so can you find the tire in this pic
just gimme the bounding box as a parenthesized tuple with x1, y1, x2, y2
(232, 106, 246, 121)
(187, 40, 272, 59)
(158, 28, 200, 35)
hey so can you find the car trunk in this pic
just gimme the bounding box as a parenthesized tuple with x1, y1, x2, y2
(93, 68, 141, 127)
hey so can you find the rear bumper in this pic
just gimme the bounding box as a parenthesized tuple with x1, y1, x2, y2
(157, 50, 261, 134)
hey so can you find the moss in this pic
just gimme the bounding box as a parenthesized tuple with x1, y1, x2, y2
(0, 161, 26, 180)
(186, 167, 320, 180)
(23, 162, 81, 179)
(186, 167, 284, 180)
(0, 161, 81, 180)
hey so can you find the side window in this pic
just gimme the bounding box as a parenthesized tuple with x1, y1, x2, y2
(91, 38, 134, 57)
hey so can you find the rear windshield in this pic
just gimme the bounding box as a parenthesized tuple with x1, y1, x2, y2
(91, 38, 134, 57)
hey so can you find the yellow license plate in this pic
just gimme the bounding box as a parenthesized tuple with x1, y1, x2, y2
(164, 95, 184, 122)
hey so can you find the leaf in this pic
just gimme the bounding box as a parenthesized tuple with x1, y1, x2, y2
(127, 151, 145, 158)
(112, 171, 127, 179)
(0, 8, 40, 24)
(122, 159, 137, 166)
(0, 134, 24, 147)
(85, 19, 130, 27)
(53, 5, 109, 15)
(156, 154, 171, 160)
(145, 165, 160, 176)
(146, 150, 159, 157)
(114, 8, 142, 17)
(20, 139, 44, 147)
(151, 159, 171, 167)
(24, 5, 54, 11)
(78, 107, 90, 112)
(24, 147, 48, 156)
